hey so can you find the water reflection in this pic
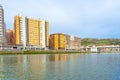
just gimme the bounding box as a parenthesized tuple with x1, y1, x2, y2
(1, 53, 120, 80)
(0, 54, 80, 80)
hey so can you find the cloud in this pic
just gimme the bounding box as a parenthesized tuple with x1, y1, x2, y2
(1, 0, 120, 38)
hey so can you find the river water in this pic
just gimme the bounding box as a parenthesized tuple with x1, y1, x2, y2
(0, 53, 120, 80)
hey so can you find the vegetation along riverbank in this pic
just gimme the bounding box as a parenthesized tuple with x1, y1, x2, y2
(0, 50, 119, 55)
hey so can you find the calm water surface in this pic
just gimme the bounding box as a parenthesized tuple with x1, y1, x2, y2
(0, 53, 120, 80)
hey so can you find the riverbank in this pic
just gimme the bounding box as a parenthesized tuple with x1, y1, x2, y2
(0, 50, 119, 55)
(0, 50, 93, 55)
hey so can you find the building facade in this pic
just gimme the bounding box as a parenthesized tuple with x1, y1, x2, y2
(49, 33, 81, 50)
(6, 29, 14, 45)
(49, 33, 66, 50)
(66, 35, 81, 50)
(14, 15, 49, 48)
(0, 5, 6, 46)
(45, 21, 49, 47)
(27, 18, 40, 47)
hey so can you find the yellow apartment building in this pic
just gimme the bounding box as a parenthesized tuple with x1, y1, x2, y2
(49, 33, 81, 50)
(45, 21, 49, 47)
(14, 16, 20, 45)
(27, 18, 40, 47)
(49, 33, 66, 50)
(14, 15, 49, 48)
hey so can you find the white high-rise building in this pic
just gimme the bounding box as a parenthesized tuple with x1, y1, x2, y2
(0, 4, 6, 46)
(40, 19, 46, 48)
(19, 16, 27, 47)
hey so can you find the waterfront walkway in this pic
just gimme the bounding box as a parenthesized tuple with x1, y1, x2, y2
(81, 45, 120, 52)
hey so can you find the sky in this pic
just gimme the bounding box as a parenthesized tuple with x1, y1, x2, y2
(0, 0, 120, 38)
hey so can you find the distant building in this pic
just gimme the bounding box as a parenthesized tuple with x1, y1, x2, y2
(6, 29, 14, 45)
(49, 33, 66, 50)
(0, 4, 6, 46)
(49, 33, 81, 50)
(66, 35, 81, 50)
(90, 45, 98, 52)
(14, 15, 49, 48)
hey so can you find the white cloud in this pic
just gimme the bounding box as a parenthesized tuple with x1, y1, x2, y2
(1, 0, 120, 38)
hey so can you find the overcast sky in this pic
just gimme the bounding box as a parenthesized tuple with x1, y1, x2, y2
(1, 0, 120, 38)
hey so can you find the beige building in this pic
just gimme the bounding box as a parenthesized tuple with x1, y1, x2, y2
(14, 15, 49, 48)
(66, 35, 81, 50)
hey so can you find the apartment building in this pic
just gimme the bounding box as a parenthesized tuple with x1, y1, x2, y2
(66, 35, 81, 50)
(49, 33, 66, 50)
(6, 29, 14, 45)
(0, 4, 6, 46)
(14, 15, 49, 48)
(49, 33, 81, 50)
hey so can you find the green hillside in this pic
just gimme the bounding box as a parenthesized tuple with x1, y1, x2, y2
(81, 38, 120, 46)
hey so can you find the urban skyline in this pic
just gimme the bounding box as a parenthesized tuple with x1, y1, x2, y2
(0, 1, 120, 80)
(1, 0, 120, 38)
